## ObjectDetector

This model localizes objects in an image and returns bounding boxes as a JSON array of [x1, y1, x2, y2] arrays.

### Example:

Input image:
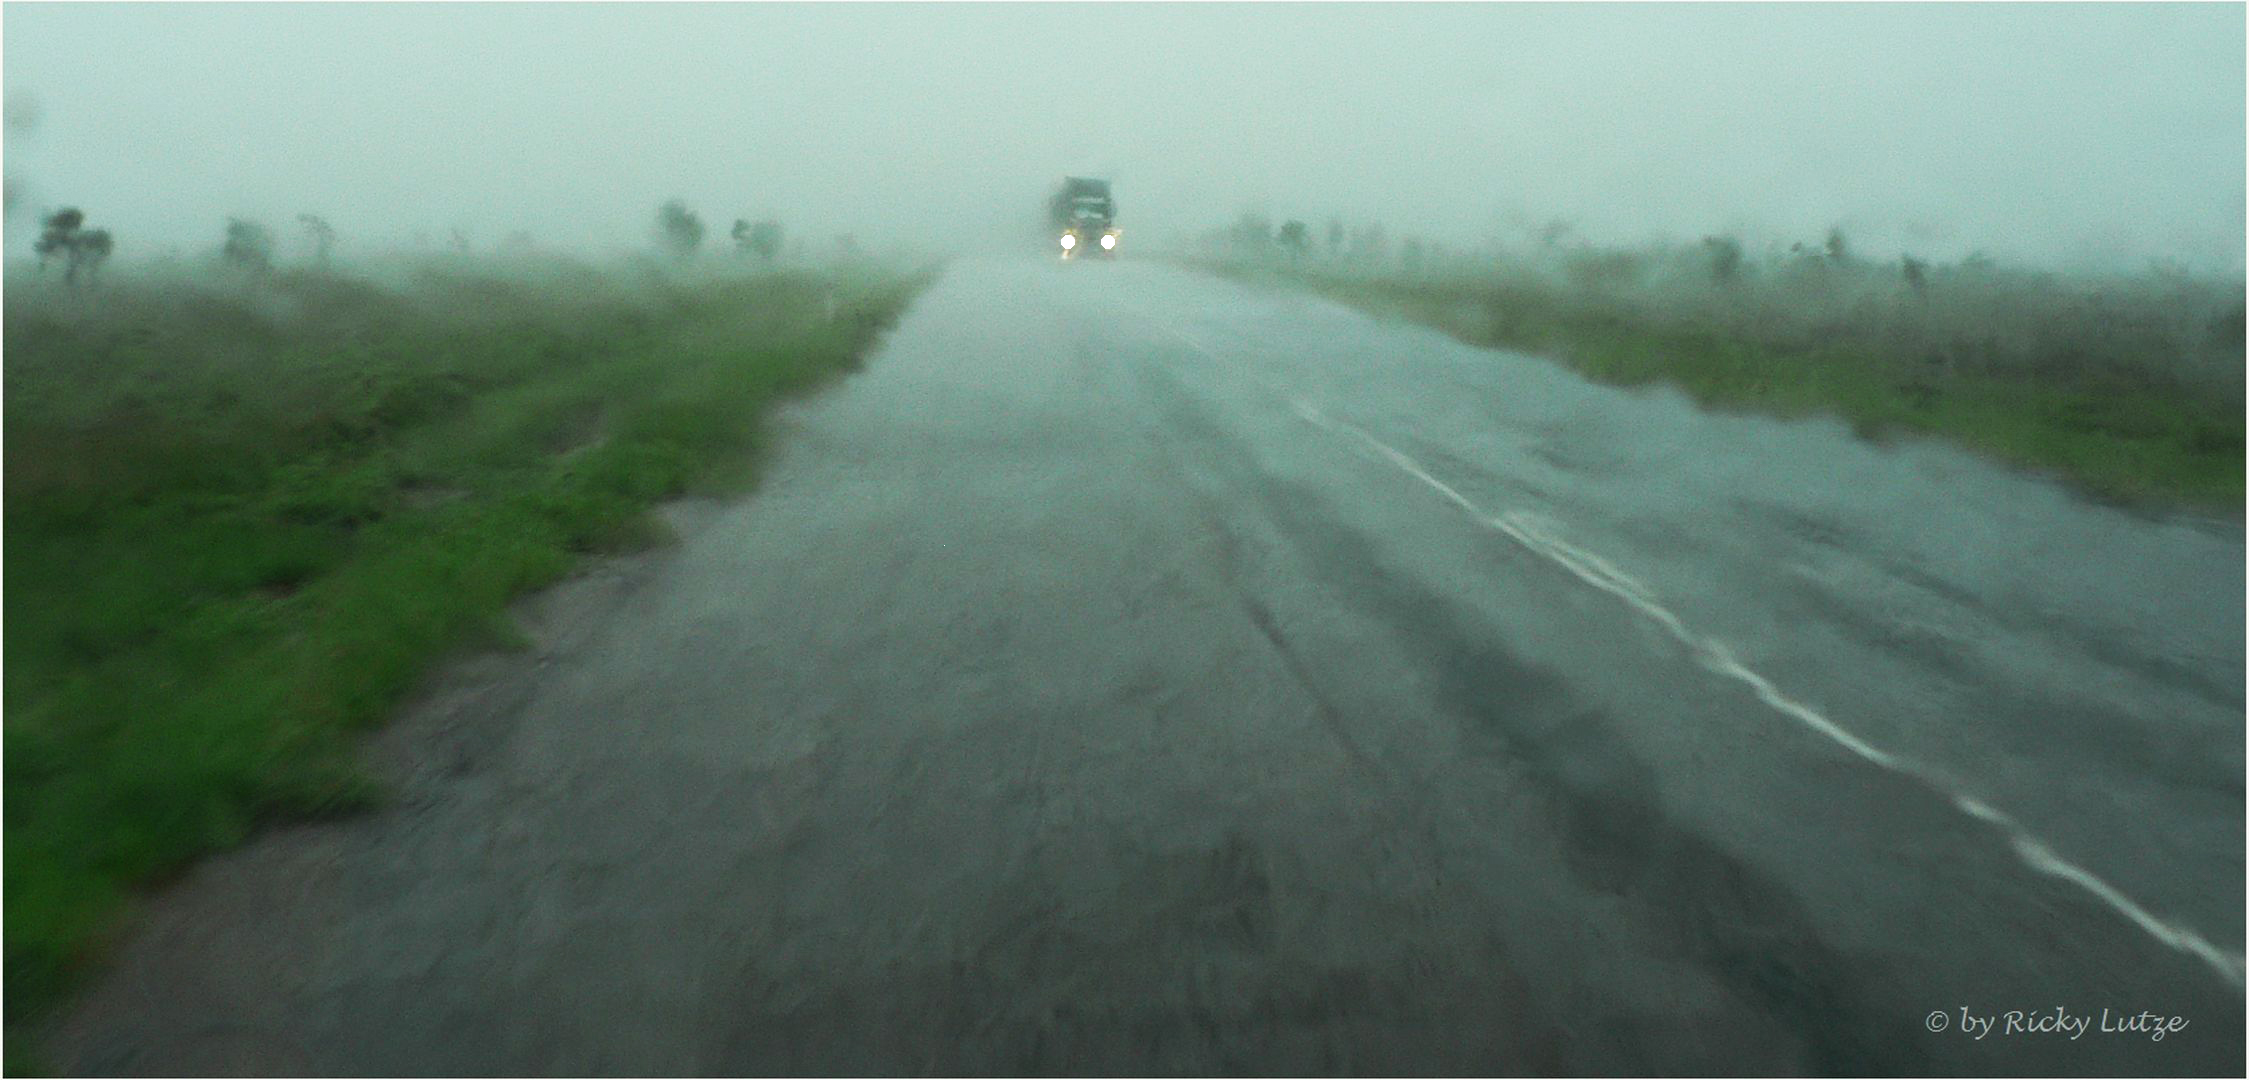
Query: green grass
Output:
[[3, 256, 935, 1030], [1203, 258, 2243, 511]]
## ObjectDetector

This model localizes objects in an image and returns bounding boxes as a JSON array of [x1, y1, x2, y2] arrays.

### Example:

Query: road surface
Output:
[[49, 259, 2245, 1074]]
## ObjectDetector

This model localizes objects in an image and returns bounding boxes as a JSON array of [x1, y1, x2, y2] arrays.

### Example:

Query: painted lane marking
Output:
[[1152, 320, 2245, 988], [1279, 395, 2245, 990]]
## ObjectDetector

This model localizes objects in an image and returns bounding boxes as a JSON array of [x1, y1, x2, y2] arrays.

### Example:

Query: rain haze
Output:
[[3, 2, 2243, 269], [7, 4, 2246, 1077]]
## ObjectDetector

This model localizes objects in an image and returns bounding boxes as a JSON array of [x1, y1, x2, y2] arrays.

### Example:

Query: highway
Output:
[[51, 258, 2245, 1075]]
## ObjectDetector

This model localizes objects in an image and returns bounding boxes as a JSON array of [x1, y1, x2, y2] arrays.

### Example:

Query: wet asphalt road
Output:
[[51, 258, 2244, 1075]]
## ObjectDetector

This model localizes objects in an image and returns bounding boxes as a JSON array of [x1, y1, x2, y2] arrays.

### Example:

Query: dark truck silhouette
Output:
[[1049, 177, 1119, 259]]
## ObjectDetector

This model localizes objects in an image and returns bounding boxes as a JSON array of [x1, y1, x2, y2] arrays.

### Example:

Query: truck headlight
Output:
[[1099, 233, 1116, 250], [1059, 233, 1076, 250]]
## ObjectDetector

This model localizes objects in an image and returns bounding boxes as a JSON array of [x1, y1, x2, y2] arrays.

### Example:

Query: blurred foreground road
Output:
[[52, 259, 2244, 1075]]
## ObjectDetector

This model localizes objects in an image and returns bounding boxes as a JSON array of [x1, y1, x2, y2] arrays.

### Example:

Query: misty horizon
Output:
[[4, 2, 2244, 273]]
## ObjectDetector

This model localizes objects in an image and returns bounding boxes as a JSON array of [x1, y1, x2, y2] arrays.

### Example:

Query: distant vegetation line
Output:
[[20, 194, 811, 279], [3, 254, 935, 1030], [1195, 237, 2243, 510]]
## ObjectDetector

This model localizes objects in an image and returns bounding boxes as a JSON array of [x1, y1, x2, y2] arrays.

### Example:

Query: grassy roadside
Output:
[[1200, 258, 2243, 511], [3, 256, 935, 1031]]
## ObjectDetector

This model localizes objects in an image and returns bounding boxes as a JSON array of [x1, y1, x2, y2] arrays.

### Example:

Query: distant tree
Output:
[[1325, 217, 1345, 259], [4, 94, 41, 137], [34, 206, 83, 273], [1277, 220, 1309, 260], [1400, 236, 1425, 273], [299, 214, 336, 264], [1351, 222, 1389, 263], [1900, 254, 1928, 293], [732, 218, 783, 261], [1231, 211, 1272, 254], [1824, 227, 1850, 264], [748, 220, 783, 261], [1564, 248, 1644, 292], [35, 207, 112, 287], [656, 199, 703, 260], [499, 230, 536, 254], [449, 228, 472, 255], [223, 217, 274, 274], [2146, 256, 2192, 284], [77, 229, 112, 283], [1702, 235, 1743, 283], [1537, 218, 1574, 248]]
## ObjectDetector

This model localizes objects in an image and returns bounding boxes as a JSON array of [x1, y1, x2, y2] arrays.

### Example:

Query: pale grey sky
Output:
[[4, 2, 2242, 270]]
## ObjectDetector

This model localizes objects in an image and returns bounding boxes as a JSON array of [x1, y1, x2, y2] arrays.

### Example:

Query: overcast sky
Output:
[[4, 2, 2242, 271]]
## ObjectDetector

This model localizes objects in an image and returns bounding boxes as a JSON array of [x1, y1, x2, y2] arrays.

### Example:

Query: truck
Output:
[[1049, 177, 1119, 259]]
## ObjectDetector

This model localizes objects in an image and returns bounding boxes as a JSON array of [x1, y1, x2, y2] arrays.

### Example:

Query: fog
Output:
[[4, 2, 2242, 271]]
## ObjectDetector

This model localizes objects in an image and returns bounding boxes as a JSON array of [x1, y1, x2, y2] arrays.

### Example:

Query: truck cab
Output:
[[1050, 177, 1119, 259]]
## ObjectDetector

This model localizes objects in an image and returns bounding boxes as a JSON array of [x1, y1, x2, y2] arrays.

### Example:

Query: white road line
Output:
[[1155, 322, 2245, 989], [1281, 393, 2245, 991]]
